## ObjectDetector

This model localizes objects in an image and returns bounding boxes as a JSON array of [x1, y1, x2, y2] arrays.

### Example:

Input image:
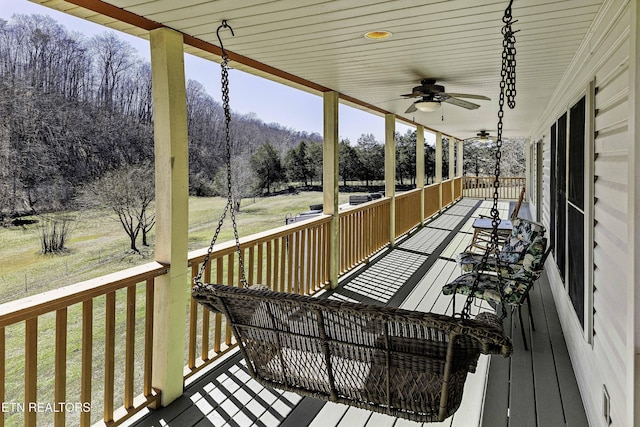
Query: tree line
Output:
[[0, 14, 525, 251]]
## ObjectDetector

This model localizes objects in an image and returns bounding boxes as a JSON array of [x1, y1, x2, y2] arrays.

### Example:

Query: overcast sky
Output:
[[0, 0, 427, 144]]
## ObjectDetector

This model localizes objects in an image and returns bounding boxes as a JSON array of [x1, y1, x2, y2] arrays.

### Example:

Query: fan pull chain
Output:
[[195, 20, 248, 288], [460, 0, 518, 320]]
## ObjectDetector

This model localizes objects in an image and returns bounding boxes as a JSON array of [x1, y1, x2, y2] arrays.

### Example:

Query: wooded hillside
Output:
[[0, 14, 321, 220]]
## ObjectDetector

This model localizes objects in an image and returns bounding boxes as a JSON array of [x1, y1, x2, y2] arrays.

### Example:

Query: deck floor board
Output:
[[133, 200, 587, 427], [529, 278, 565, 427]]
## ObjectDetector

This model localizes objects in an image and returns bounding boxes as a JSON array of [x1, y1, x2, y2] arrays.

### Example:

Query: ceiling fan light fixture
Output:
[[364, 30, 392, 40], [414, 100, 440, 112]]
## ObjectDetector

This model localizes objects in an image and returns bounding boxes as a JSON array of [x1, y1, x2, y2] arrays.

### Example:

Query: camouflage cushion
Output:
[[456, 218, 546, 272], [445, 236, 548, 307], [441, 272, 531, 306]]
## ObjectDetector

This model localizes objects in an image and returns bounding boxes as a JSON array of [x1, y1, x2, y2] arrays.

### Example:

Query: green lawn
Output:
[[0, 192, 349, 303]]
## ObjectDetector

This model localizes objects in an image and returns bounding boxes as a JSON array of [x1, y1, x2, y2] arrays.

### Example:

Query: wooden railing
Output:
[[1, 179, 469, 426], [424, 183, 441, 219], [442, 178, 454, 207], [186, 215, 332, 378], [395, 189, 422, 238], [339, 198, 391, 273], [0, 262, 167, 427], [463, 176, 525, 199], [454, 177, 463, 200]]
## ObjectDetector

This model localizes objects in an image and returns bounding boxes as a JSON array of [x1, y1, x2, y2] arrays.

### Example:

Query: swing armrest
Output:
[[191, 283, 271, 313]]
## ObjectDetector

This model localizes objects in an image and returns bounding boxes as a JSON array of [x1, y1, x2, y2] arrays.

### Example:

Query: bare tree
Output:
[[83, 164, 154, 253], [90, 32, 136, 111], [214, 156, 256, 212]]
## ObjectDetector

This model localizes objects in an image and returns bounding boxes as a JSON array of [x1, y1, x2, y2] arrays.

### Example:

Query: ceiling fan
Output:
[[464, 130, 497, 141], [402, 79, 490, 113]]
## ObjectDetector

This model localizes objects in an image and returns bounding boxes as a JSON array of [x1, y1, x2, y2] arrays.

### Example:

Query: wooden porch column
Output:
[[457, 139, 464, 177], [449, 138, 455, 179], [323, 91, 340, 289], [457, 139, 464, 198], [149, 27, 189, 406], [385, 114, 396, 245], [416, 125, 425, 223], [525, 139, 531, 200], [435, 132, 443, 210], [449, 137, 456, 198]]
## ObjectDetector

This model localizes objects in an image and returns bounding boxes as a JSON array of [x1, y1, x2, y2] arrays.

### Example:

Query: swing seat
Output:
[[192, 283, 512, 422], [443, 237, 551, 350], [456, 218, 546, 274]]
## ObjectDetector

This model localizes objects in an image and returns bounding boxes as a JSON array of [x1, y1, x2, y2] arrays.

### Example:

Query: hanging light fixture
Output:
[[414, 100, 440, 112]]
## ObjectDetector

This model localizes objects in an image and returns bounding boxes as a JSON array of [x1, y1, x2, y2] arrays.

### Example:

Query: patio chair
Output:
[[443, 236, 551, 350], [456, 218, 546, 275], [467, 185, 525, 252], [192, 283, 512, 422]]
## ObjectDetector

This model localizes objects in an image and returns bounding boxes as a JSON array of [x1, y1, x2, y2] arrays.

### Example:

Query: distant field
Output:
[[0, 192, 353, 304]]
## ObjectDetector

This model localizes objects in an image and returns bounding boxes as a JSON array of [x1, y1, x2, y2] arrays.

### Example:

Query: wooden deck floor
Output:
[[133, 200, 588, 427]]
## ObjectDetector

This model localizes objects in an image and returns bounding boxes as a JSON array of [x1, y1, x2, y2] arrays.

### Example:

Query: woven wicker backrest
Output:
[[192, 283, 512, 422]]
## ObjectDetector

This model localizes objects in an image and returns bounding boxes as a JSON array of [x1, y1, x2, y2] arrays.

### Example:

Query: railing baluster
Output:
[[144, 280, 154, 398], [188, 264, 197, 369], [125, 285, 136, 409], [214, 258, 223, 353], [226, 253, 234, 345], [308, 228, 314, 294], [201, 263, 211, 361], [278, 236, 288, 292], [265, 241, 272, 288], [257, 244, 264, 284], [248, 246, 255, 285], [104, 291, 116, 424], [25, 317, 37, 427], [81, 300, 93, 427], [292, 232, 299, 294], [55, 308, 67, 427]]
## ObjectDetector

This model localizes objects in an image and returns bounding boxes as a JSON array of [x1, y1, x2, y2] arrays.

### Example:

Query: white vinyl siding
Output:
[[536, 0, 631, 425]]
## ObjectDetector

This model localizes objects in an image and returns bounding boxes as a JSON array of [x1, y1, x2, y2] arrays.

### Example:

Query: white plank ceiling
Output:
[[33, 0, 605, 140]]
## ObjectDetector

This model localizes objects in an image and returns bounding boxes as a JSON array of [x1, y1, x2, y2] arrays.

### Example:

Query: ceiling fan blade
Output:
[[447, 93, 491, 101], [405, 103, 417, 113], [443, 97, 481, 110], [401, 92, 421, 98]]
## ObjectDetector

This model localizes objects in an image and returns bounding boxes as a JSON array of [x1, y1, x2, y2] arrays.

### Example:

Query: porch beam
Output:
[[149, 27, 189, 406], [416, 125, 425, 223], [323, 91, 339, 289], [385, 114, 396, 245]]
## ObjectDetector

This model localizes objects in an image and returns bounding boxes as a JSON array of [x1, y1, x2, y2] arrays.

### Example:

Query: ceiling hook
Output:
[[504, 0, 514, 21], [216, 19, 235, 58]]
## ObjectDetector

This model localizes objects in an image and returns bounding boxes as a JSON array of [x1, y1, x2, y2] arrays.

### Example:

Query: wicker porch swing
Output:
[[192, 5, 517, 422]]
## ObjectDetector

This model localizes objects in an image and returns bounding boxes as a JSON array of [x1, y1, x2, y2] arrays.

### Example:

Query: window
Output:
[[556, 113, 567, 282], [568, 96, 586, 326]]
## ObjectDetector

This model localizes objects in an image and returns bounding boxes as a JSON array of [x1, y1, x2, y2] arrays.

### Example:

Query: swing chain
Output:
[[195, 20, 248, 287], [460, 0, 517, 320]]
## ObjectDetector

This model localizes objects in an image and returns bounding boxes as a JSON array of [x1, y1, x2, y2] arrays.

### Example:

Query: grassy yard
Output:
[[0, 192, 349, 303], [0, 191, 355, 427]]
